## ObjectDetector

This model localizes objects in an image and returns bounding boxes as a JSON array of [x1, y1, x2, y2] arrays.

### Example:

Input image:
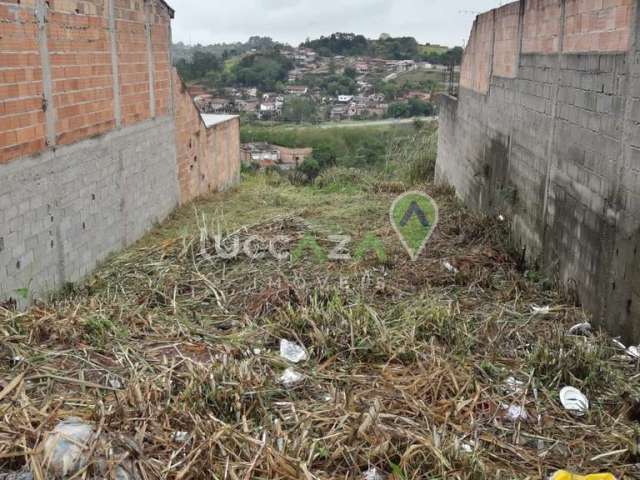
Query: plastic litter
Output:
[[279, 339, 308, 363], [459, 440, 474, 453], [550, 470, 616, 480], [505, 376, 525, 394], [531, 305, 551, 316], [363, 467, 386, 480], [497, 214, 506, 222], [559, 386, 589, 415], [279, 368, 304, 387], [568, 322, 592, 336], [107, 375, 123, 389], [611, 338, 640, 360], [628, 346, 640, 359], [0, 471, 33, 480], [502, 404, 528, 422], [171, 431, 189, 443], [442, 260, 459, 274], [10, 356, 24, 367], [42, 418, 94, 478]]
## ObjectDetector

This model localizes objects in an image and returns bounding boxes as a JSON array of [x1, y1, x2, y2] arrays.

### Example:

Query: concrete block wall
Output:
[[0, 117, 178, 298], [437, 0, 640, 341], [0, 0, 241, 302]]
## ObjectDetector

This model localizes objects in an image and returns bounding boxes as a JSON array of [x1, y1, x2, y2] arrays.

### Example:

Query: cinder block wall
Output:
[[0, 0, 240, 302], [437, 0, 640, 341]]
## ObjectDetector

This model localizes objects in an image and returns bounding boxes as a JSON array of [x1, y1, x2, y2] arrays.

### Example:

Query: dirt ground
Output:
[[1, 173, 640, 480]]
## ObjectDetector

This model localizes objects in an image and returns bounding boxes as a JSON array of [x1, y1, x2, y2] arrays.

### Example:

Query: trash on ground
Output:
[[279, 339, 308, 363], [568, 322, 592, 336], [611, 338, 640, 360], [559, 386, 589, 415], [171, 431, 189, 443], [42, 418, 94, 478], [502, 404, 528, 422], [279, 368, 304, 387], [363, 467, 386, 480], [550, 470, 616, 480], [504, 376, 525, 394], [459, 439, 475, 453], [628, 346, 640, 359], [0, 471, 33, 480], [107, 375, 123, 389], [441, 260, 459, 274], [531, 305, 551, 316], [9, 356, 24, 367], [497, 214, 506, 222]]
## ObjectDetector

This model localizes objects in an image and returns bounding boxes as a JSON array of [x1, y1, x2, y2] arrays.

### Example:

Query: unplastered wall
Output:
[[0, 0, 180, 301], [0, 0, 174, 162], [0, 116, 179, 301], [437, 0, 640, 340], [172, 69, 240, 205]]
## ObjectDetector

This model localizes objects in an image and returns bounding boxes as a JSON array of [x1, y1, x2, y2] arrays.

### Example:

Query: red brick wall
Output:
[[563, 0, 632, 53], [0, 1, 46, 164], [115, 0, 150, 126], [493, 2, 520, 78], [173, 68, 207, 204], [0, 0, 174, 164], [149, 1, 171, 116], [172, 69, 240, 204], [48, 0, 115, 146]]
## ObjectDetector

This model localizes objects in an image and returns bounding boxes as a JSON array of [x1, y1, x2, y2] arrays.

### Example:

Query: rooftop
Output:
[[200, 114, 239, 128]]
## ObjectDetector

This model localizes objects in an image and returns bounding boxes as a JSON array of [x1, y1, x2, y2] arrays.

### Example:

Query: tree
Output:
[[385, 98, 435, 119], [234, 50, 294, 91], [282, 97, 318, 123], [298, 158, 321, 181], [344, 67, 358, 80], [175, 51, 222, 82]]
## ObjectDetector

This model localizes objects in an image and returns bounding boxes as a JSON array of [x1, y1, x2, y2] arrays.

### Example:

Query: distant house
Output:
[[236, 99, 258, 113], [338, 95, 354, 103], [286, 85, 309, 96], [387, 60, 417, 73], [241, 143, 280, 167], [260, 102, 277, 112], [241, 143, 312, 169], [330, 105, 347, 120], [355, 62, 369, 74], [402, 91, 432, 101]]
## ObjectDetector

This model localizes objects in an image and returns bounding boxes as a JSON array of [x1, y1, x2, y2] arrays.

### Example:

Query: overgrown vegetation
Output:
[[241, 123, 439, 183], [2, 166, 640, 479]]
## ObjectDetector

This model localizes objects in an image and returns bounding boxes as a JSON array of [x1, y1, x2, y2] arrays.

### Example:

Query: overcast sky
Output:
[[171, 1, 509, 48]]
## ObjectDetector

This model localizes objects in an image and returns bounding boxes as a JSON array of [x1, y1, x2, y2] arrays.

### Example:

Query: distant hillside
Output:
[[301, 33, 461, 65], [172, 36, 281, 63]]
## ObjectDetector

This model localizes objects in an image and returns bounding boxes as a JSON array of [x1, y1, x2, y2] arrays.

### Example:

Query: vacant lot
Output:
[[1, 170, 640, 479]]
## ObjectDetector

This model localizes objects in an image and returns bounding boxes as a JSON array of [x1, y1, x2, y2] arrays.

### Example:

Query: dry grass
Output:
[[1, 174, 640, 480]]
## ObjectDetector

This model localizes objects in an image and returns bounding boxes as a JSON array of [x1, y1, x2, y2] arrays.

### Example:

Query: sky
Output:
[[171, 0, 509, 49]]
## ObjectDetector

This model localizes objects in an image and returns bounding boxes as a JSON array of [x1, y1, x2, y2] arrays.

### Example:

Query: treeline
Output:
[[175, 49, 293, 92], [302, 33, 462, 64], [172, 36, 279, 63]]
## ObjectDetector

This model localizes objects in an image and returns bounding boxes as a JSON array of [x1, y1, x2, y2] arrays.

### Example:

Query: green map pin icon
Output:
[[390, 191, 439, 261]]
